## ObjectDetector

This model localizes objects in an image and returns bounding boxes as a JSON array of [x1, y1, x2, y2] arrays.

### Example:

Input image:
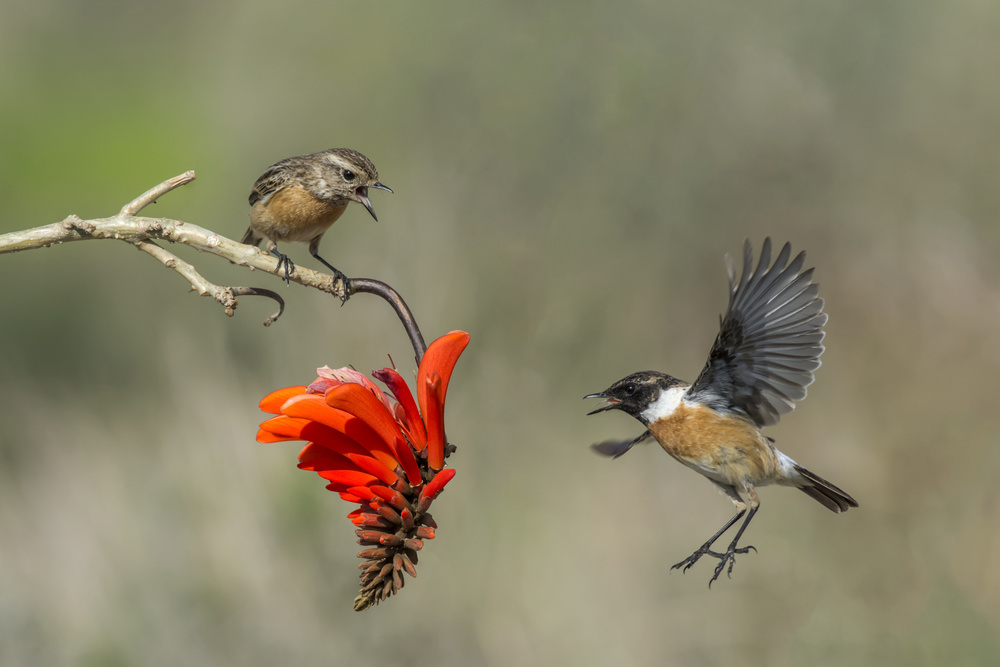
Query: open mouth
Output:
[[584, 393, 620, 415], [356, 182, 393, 222], [355, 186, 377, 221]]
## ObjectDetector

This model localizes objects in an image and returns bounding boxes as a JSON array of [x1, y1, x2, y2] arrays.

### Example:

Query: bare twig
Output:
[[133, 239, 240, 316], [0, 172, 429, 357], [232, 287, 285, 327], [120, 171, 196, 216], [350, 278, 427, 362]]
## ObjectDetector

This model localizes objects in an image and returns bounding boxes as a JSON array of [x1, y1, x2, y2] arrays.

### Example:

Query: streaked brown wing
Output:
[[687, 238, 827, 427], [248, 158, 297, 207]]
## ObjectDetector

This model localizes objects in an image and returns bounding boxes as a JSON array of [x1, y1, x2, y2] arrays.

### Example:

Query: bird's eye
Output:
[[624, 384, 636, 396], [343, 169, 355, 181]]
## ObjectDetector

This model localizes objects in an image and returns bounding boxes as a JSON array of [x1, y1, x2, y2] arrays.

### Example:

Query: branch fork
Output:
[[0, 171, 426, 360]]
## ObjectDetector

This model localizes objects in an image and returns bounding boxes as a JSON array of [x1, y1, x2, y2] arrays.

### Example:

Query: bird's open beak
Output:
[[584, 392, 620, 415], [355, 187, 378, 221], [356, 182, 393, 222]]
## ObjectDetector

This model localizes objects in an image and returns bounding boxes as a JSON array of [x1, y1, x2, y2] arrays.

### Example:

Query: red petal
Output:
[[373, 368, 427, 451], [296, 443, 366, 476], [421, 467, 457, 500], [256, 428, 297, 444], [345, 453, 399, 486], [370, 485, 410, 512], [326, 384, 422, 486], [259, 386, 308, 414], [416, 331, 469, 469], [348, 486, 377, 501], [258, 415, 311, 439], [416, 331, 469, 427], [321, 469, 378, 487], [280, 395, 398, 469], [339, 491, 364, 503], [423, 372, 446, 470]]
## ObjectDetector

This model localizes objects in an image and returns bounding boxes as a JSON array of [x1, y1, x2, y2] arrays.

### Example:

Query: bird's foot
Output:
[[311, 254, 351, 304], [670, 545, 722, 574], [671, 542, 756, 587], [269, 249, 295, 285], [706, 542, 756, 587], [330, 268, 351, 305]]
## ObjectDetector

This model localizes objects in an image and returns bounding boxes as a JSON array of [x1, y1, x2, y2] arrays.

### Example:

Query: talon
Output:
[[269, 249, 295, 285], [331, 269, 351, 305], [674, 540, 755, 587]]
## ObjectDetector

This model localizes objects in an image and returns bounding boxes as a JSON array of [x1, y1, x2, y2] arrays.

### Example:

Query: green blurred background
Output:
[[2, 1, 999, 665]]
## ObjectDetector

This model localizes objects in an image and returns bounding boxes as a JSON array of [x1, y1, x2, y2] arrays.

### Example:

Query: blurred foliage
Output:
[[2, 0, 1000, 665]]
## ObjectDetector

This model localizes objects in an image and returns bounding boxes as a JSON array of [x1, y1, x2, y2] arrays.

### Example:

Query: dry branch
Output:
[[0, 172, 426, 359]]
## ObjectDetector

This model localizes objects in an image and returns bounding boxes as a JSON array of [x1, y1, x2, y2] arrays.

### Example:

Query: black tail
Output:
[[794, 465, 858, 513]]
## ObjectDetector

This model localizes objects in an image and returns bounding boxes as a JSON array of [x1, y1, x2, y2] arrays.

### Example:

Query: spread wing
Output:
[[687, 238, 827, 427], [248, 158, 297, 207]]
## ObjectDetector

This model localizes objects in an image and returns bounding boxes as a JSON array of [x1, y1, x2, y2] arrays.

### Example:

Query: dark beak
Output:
[[371, 181, 393, 194], [584, 392, 620, 415], [355, 186, 378, 221], [356, 182, 392, 222]]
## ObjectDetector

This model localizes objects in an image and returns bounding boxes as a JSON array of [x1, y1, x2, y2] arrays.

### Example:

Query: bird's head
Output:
[[585, 371, 687, 425], [319, 148, 393, 220]]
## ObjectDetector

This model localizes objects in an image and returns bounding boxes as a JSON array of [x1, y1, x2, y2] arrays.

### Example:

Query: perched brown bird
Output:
[[586, 238, 857, 586], [241, 148, 392, 285]]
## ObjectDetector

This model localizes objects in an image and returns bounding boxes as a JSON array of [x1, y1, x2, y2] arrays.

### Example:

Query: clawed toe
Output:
[[269, 249, 295, 285], [707, 544, 755, 587], [672, 542, 756, 586], [670, 546, 723, 573]]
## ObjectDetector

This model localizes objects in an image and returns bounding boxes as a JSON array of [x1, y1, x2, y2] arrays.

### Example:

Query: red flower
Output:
[[255, 331, 470, 611]]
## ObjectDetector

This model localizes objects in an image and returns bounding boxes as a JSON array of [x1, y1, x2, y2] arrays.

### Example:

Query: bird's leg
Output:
[[671, 487, 759, 586], [312, 252, 351, 303], [266, 242, 295, 285], [706, 504, 758, 587], [671, 508, 746, 574], [308, 240, 350, 303]]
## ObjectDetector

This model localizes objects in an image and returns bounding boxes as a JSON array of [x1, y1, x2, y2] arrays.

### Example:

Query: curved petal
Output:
[[348, 486, 377, 501], [320, 469, 379, 487], [416, 331, 470, 422], [259, 386, 308, 414], [257, 415, 312, 441], [423, 372, 446, 470], [344, 453, 399, 486], [280, 394, 398, 469], [422, 467, 457, 500], [297, 442, 362, 474], [416, 331, 470, 469], [326, 384, 422, 485], [373, 368, 427, 450]]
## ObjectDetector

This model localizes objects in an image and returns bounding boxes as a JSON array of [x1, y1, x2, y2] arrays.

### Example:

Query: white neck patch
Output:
[[639, 386, 688, 424]]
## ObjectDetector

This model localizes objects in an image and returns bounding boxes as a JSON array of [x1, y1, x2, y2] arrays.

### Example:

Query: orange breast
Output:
[[647, 402, 776, 486], [251, 185, 348, 242]]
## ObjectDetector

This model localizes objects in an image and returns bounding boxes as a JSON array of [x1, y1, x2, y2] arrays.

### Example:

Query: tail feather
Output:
[[794, 464, 858, 513], [240, 227, 260, 246]]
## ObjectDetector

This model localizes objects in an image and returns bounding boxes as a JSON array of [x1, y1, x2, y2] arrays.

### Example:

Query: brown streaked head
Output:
[[313, 148, 392, 221]]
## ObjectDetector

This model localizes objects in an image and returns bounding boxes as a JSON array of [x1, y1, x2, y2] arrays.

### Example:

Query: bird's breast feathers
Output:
[[646, 394, 776, 485], [250, 185, 348, 242]]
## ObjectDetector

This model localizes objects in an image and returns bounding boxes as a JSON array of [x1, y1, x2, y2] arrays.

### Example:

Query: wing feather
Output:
[[688, 238, 827, 427], [248, 158, 298, 207]]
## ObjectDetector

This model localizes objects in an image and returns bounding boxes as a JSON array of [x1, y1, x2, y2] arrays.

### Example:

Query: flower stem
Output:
[[348, 278, 427, 363]]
